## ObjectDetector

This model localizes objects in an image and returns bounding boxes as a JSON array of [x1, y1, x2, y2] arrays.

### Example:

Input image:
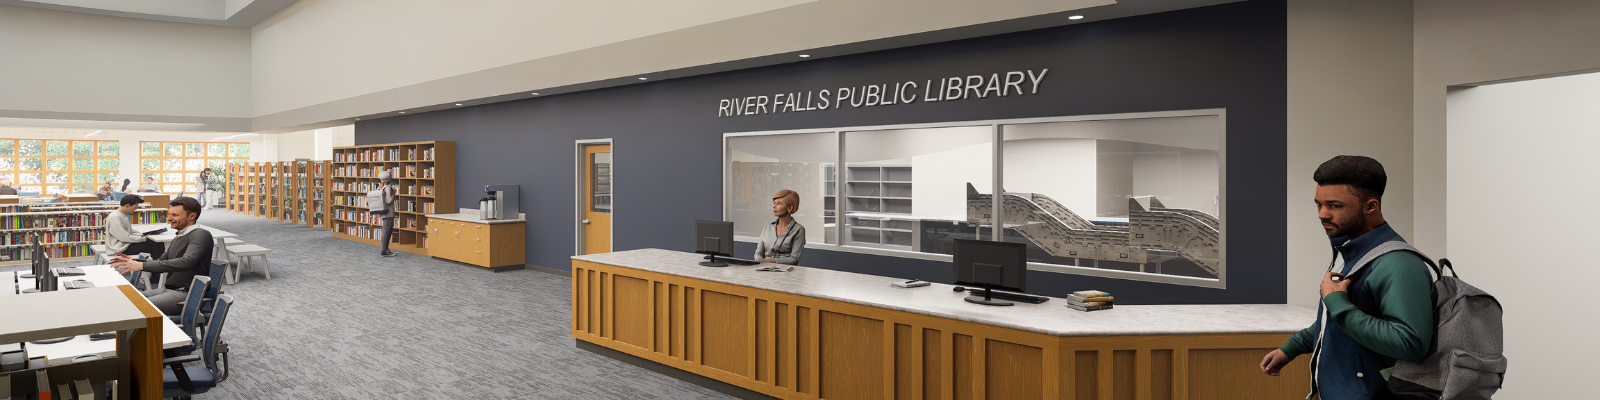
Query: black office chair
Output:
[[163, 294, 234, 399]]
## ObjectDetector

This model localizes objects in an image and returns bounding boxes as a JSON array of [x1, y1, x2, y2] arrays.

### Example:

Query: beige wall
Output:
[[246, 0, 1113, 131], [249, 0, 815, 117], [1285, 0, 1415, 307], [1411, 0, 1600, 257], [0, 5, 251, 125]]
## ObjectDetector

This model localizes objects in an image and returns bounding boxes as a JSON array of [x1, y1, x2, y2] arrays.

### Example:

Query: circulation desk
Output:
[[572, 249, 1315, 400]]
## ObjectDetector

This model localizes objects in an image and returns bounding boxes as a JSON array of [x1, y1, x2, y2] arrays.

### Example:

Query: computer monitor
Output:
[[952, 239, 1028, 306], [694, 219, 735, 267]]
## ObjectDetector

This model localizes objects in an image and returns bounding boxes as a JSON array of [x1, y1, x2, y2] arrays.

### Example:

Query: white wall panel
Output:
[[1445, 71, 1600, 400]]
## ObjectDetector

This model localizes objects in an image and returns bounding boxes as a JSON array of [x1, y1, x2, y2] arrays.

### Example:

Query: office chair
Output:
[[163, 294, 234, 399], [169, 276, 211, 339]]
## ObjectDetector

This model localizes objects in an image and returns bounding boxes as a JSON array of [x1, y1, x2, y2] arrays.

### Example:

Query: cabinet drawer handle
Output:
[[476, 251, 481, 253]]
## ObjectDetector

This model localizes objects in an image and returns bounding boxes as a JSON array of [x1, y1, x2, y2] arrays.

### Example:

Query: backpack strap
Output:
[[1347, 240, 1439, 280]]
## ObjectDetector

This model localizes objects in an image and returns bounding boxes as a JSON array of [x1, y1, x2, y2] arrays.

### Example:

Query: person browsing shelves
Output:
[[105, 194, 165, 260], [754, 190, 805, 265], [109, 196, 214, 315]]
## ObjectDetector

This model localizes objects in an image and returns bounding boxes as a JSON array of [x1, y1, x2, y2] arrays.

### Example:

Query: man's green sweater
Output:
[[1281, 237, 1435, 361]]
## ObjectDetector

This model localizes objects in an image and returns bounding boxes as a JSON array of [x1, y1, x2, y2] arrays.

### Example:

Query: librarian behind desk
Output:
[[573, 249, 1316, 400]]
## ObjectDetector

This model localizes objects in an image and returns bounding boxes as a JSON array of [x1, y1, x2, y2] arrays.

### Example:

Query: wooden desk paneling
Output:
[[572, 260, 1310, 400]]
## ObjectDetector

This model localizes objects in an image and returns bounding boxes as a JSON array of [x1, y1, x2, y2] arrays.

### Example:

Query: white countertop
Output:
[[428, 211, 526, 224], [573, 249, 1316, 337]]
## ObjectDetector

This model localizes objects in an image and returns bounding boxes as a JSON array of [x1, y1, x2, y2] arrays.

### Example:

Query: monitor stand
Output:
[[699, 254, 729, 267], [963, 284, 1014, 306]]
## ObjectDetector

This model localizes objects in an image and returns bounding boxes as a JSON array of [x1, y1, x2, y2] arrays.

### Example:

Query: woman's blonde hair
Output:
[[773, 190, 799, 213]]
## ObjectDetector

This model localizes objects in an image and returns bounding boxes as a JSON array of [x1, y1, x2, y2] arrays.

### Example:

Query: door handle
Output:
[[582, 219, 590, 224]]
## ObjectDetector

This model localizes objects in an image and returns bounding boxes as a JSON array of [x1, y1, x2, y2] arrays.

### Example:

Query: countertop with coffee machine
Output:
[[425, 185, 527, 270]]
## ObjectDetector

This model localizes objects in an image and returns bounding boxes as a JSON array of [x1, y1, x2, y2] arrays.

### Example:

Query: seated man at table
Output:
[[110, 196, 213, 315], [105, 194, 165, 260], [138, 177, 161, 192], [95, 180, 115, 201], [0, 176, 16, 195]]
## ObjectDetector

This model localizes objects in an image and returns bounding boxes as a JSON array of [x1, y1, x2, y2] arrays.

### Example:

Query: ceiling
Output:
[[0, 0, 298, 27]]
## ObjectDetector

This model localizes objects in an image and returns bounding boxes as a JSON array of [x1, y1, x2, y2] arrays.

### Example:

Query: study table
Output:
[[573, 249, 1316, 400], [3, 265, 189, 399], [9, 265, 194, 365]]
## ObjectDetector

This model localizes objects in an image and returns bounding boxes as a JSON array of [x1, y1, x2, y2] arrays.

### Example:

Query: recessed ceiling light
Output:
[[355, 118, 361, 120], [398, 111, 406, 114], [638, 77, 648, 80], [455, 103, 463, 106], [531, 92, 539, 95], [1068, 15, 1084, 20], [799, 54, 810, 58]]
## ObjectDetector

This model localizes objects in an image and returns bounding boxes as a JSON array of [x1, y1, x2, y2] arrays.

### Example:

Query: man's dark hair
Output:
[[171, 196, 203, 218], [120, 194, 144, 206], [1313, 155, 1387, 201]]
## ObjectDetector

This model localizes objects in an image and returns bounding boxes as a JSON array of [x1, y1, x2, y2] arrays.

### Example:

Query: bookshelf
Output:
[[0, 203, 166, 265], [825, 165, 916, 251], [310, 160, 331, 230], [331, 141, 455, 256]]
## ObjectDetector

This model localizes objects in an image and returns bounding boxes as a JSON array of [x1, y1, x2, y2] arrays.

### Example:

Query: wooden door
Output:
[[581, 144, 613, 254]]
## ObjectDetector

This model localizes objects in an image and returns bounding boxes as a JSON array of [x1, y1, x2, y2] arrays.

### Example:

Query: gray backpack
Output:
[[1353, 242, 1508, 399]]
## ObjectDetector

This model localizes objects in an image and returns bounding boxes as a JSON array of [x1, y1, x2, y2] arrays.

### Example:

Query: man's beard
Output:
[[1324, 212, 1366, 239]]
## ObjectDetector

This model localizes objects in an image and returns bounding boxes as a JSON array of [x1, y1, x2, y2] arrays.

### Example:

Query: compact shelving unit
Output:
[[0, 203, 167, 265], [330, 141, 455, 255], [824, 164, 916, 251]]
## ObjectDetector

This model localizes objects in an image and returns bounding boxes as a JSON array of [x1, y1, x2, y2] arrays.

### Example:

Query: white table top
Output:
[[0, 286, 147, 346], [12, 266, 194, 365], [575, 249, 1318, 337], [133, 223, 238, 242]]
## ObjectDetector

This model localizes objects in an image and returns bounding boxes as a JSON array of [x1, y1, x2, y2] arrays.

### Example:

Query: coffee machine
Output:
[[479, 185, 520, 220]]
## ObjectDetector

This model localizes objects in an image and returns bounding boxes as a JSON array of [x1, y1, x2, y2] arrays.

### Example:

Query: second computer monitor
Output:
[[694, 219, 735, 267], [953, 239, 1027, 304]]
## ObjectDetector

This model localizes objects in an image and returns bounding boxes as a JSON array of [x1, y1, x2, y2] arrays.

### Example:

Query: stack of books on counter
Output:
[[1066, 290, 1114, 312]]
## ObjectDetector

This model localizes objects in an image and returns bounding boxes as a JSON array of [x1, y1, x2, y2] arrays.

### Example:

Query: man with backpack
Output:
[[374, 170, 398, 257], [1260, 156, 1436, 399]]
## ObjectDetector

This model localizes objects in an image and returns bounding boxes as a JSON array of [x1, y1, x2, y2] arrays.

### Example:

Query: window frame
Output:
[[139, 141, 249, 193], [0, 139, 120, 195], [722, 108, 1228, 288]]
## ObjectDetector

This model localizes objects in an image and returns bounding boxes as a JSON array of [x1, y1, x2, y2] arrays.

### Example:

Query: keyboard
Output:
[[704, 256, 761, 266], [56, 267, 85, 276], [65, 280, 95, 290], [958, 287, 1049, 304]]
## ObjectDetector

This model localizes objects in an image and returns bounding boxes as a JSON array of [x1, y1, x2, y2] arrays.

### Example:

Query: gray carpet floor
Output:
[[6, 209, 735, 399]]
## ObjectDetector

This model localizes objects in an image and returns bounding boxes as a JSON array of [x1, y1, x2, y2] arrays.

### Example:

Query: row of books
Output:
[[335, 223, 398, 242], [1, 228, 103, 246], [403, 184, 436, 196], [0, 242, 93, 261], [402, 200, 437, 214], [400, 216, 425, 230], [401, 165, 437, 179], [333, 147, 438, 162], [0, 213, 164, 229], [1066, 290, 1114, 312]]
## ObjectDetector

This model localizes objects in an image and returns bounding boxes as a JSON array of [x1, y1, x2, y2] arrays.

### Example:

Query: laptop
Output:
[[142, 227, 168, 235]]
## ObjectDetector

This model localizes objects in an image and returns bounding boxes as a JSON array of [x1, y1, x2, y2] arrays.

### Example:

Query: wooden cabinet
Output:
[[430, 219, 524, 270]]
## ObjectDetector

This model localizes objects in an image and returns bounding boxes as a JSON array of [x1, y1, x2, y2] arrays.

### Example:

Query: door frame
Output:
[[575, 139, 614, 255]]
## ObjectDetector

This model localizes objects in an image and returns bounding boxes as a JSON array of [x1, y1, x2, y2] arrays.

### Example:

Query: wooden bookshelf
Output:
[[310, 160, 331, 230], [330, 141, 455, 256], [0, 203, 166, 265]]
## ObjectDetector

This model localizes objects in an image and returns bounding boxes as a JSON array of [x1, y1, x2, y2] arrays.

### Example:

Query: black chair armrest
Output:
[[163, 354, 201, 366]]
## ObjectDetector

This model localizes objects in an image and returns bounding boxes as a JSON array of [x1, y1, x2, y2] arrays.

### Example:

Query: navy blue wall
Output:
[[358, 0, 1287, 304]]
